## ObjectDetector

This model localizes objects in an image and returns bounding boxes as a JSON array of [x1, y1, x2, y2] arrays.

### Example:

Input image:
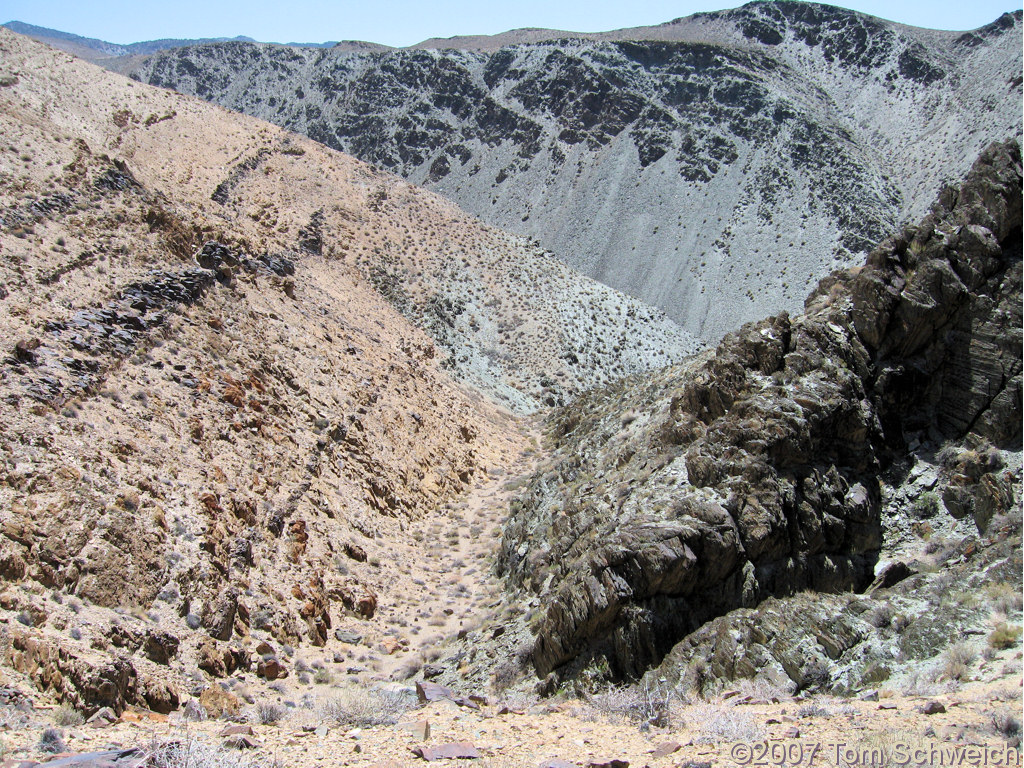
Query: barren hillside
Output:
[[0, 25, 697, 719]]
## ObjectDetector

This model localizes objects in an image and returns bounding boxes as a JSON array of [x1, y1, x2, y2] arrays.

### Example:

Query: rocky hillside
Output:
[[125, 2, 1023, 340], [491, 139, 1021, 689], [0, 26, 697, 714]]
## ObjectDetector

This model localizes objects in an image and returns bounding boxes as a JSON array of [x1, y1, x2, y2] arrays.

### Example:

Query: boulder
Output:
[[142, 631, 179, 665]]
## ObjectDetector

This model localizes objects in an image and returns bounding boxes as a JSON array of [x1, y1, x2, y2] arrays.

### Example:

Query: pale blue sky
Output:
[[3, 0, 1021, 47]]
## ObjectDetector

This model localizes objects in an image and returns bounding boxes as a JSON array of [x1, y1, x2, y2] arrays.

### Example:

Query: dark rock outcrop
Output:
[[498, 140, 1022, 682]]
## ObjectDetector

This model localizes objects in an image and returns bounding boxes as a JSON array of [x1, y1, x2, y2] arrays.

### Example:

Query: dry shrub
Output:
[[989, 623, 1022, 650], [583, 681, 680, 727], [689, 702, 764, 744], [941, 642, 977, 681], [150, 736, 282, 768], [318, 685, 416, 727], [249, 702, 287, 725]]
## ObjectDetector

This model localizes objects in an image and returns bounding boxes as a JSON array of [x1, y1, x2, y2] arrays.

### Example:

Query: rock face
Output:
[[126, 3, 1022, 340], [497, 140, 1021, 682]]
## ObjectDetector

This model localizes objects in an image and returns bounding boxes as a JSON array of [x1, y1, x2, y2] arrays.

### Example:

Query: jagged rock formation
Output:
[[0, 28, 693, 711], [125, 2, 1023, 340], [496, 140, 1021, 685], [645, 506, 1022, 696]]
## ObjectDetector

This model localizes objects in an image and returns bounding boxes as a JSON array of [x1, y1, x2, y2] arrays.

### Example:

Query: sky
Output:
[[3, 0, 1021, 47]]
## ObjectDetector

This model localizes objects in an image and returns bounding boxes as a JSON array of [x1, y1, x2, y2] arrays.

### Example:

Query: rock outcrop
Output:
[[497, 140, 1021, 683], [126, 3, 1022, 340]]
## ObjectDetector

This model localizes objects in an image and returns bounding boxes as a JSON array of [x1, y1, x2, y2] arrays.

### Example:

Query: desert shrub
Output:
[[251, 702, 286, 725], [690, 702, 763, 744], [986, 582, 1024, 614], [585, 681, 678, 727], [798, 701, 833, 719], [38, 728, 66, 754], [866, 603, 893, 628], [941, 642, 977, 681], [313, 668, 332, 685], [992, 710, 1022, 748], [799, 660, 831, 693], [492, 659, 520, 693], [935, 442, 960, 469], [149, 736, 282, 768], [53, 704, 84, 727], [318, 686, 416, 727], [989, 623, 1022, 650], [912, 492, 941, 518], [0, 705, 30, 730]]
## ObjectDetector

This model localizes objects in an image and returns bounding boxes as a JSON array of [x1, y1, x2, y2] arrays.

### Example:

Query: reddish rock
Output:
[[85, 707, 117, 728], [920, 701, 946, 715], [256, 656, 288, 680], [411, 742, 481, 761], [651, 741, 681, 758], [222, 734, 260, 750], [254, 640, 274, 656], [416, 681, 456, 704], [142, 631, 179, 665]]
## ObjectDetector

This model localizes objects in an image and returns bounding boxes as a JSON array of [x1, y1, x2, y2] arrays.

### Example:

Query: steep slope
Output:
[[125, 2, 1023, 340], [492, 139, 1021, 686], [0, 27, 693, 713]]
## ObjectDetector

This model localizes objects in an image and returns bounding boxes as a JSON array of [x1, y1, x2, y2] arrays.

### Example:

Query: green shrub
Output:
[[989, 623, 1022, 650]]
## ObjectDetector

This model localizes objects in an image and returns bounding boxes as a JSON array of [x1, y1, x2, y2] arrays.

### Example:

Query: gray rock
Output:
[[334, 629, 363, 645], [201, 587, 238, 642]]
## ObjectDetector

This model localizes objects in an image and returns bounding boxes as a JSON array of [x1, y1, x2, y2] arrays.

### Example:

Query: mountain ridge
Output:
[[1, 20, 353, 61], [123, 1, 1023, 341]]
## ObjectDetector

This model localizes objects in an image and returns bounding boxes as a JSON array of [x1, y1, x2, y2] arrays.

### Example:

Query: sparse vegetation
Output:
[[583, 681, 680, 728], [941, 642, 977, 681], [149, 736, 282, 768], [988, 623, 1022, 650], [318, 686, 417, 728], [689, 702, 764, 744], [251, 702, 287, 725], [37, 727, 67, 754], [52, 704, 84, 727]]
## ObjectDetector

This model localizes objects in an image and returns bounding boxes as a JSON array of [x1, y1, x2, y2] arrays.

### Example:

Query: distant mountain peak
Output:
[[1, 20, 337, 61]]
